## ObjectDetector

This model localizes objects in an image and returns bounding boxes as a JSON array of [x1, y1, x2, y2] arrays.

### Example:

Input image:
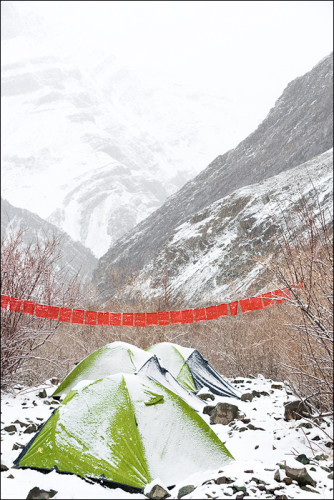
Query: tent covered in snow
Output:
[[52, 341, 205, 412], [146, 342, 239, 398], [15, 374, 233, 490]]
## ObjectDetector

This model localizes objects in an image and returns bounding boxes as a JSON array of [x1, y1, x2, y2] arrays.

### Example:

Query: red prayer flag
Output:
[[97, 312, 109, 325], [47, 306, 60, 320], [205, 306, 218, 320], [123, 313, 134, 326], [1, 295, 10, 309], [109, 313, 121, 326], [146, 312, 158, 326], [85, 310, 97, 325], [135, 313, 146, 327], [35, 303, 49, 318], [158, 311, 170, 325], [194, 307, 206, 322], [59, 308, 72, 322], [249, 297, 263, 310], [10, 297, 22, 312], [23, 300, 35, 315], [181, 309, 194, 324], [72, 309, 85, 324], [217, 303, 228, 317], [170, 310, 182, 324], [239, 298, 252, 313], [229, 301, 238, 316], [259, 292, 274, 307]]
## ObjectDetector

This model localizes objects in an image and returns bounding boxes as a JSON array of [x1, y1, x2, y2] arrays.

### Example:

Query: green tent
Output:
[[146, 342, 239, 398], [52, 341, 205, 412], [53, 341, 154, 397], [15, 374, 234, 490]]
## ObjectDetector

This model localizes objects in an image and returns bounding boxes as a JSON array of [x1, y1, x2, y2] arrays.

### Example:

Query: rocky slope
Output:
[[1, 198, 97, 284], [1, 1, 256, 258], [94, 53, 333, 304]]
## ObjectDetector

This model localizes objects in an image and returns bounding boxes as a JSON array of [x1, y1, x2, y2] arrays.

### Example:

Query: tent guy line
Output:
[[0, 285, 300, 326]]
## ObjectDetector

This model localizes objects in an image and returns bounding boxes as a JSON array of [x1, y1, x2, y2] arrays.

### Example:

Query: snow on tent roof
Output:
[[53, 341, 154, 397], [146, 342, 239, 398], [15, 374, 234, 490]]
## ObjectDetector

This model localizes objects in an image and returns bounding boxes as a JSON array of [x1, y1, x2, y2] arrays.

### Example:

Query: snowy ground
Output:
[[1, 375, 333, 499]]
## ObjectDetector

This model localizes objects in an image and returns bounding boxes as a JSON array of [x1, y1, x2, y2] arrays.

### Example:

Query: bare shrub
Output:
[[1, 228, 84, 389], [266, 186, 333, 416]]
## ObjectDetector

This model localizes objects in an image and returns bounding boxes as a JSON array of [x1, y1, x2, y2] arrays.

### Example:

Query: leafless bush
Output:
[[267, 187, 333, 417], [1, 228, 84, 389]]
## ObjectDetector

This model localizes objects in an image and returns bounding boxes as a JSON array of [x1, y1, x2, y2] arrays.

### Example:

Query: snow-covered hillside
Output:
[[1, 2, 257, 258], [114, 149, 333, 306], [95, 53, 333, 303]]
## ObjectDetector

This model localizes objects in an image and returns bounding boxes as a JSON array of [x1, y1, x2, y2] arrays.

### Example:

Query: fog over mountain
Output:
[[94, 54, 333, 305], [1, 1, 260, 258]]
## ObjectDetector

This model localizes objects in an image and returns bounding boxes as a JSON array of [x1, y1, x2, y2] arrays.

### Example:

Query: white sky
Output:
[[6, 1, 334, 120]]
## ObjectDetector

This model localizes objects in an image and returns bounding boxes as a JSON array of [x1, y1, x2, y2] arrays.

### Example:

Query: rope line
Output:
[[1, 285, 300, 327]]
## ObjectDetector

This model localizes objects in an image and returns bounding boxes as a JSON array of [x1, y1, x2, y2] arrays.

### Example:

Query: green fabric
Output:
[[176, 362, 197, 392], [19, 376, 151, 488], [53, 346, 107, 396]]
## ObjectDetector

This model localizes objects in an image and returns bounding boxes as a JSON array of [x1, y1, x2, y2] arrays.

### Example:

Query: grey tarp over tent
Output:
[[147, 342, 239, 398]]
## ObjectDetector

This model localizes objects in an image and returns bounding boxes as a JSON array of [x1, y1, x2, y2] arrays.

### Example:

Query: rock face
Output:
[[210, 402, 240, 425], [95, 54, 333, 304], [1, 197, 97, 284]]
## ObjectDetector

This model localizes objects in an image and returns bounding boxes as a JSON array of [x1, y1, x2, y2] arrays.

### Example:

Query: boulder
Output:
[[197, 393, 215, 402], [145, 481, 171, 499], [278, 463, 317, 487], [177, 485, 195, 498], [23, 423, 38, 434], [240, 393, 254, 402], [210, 402, 240, 425], [26, 487, 57, 499], [38, 389, 47, 398], [283, 400, 312, 420], [202, 405, 215, 416], [3, 425, 17, 433], [13, 420, 29, 428]]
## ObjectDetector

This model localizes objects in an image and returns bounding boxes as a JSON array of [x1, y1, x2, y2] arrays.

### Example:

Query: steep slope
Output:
[[1, 198, 97, 283], [1, 1, 256, 258], [110, 149, 333, 306], [95, 53, 333, 302]]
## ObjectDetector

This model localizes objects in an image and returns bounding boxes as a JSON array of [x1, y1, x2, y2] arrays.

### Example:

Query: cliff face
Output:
[[94, 54, 333, 303], [1, 198, 97, 284]]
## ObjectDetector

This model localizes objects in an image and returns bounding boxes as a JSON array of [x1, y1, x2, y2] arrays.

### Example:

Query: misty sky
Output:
[[10, 0, 333, 119]]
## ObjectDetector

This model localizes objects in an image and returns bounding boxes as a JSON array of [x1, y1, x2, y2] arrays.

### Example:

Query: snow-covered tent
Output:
[[146, 342, 239, 398], [52, 341, 205, 412], [15, 374, 234, 490]]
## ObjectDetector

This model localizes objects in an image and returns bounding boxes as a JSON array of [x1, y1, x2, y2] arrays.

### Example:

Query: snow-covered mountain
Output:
[[94, 54, 333, 304], [1, 198, 97, 284], [1, 1, 257, 258]]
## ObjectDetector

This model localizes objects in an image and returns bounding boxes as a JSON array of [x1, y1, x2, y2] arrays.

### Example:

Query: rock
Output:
[[240, 393, 254, 402], [215, 476, 234, 485], [297, 422, 313, 429], [299, 485, 319, 494], [177, 485, 195, 498], [233, 379, 244, 384], [254, 445, 259, 449], [13, 420, 29, 428], [325, 441, 333, 449], [23, 424, 38, 434], [210, 402, 240, 425], [296, 454, 310, 465], [244, 470, 254, 473], [271, 384, 283, 389], [203, 405, 215, 416], [238, 427, 248, 432], [197, 393, 215, 401], [314, 453, 328, 461], [247, 423, 265, 431], [274, 469, 283, 482], [50, 377, 59, 385], [280, 464, 317, 487], [328, 472, 334, 480], [283, 477, 293, 485], [1, 463, 9, 471], [43, 400, 51, 405], [26, 487, 58, 499], [38, 389, 47, 398], [3, 425, 17, 433], [12, 443, 24, 451], [260, 391, 270, 396], [7, 474, 14, 479], [145, 483, 171, 499], [312, 435, 321, 441], [283, 400, 312, 420]]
